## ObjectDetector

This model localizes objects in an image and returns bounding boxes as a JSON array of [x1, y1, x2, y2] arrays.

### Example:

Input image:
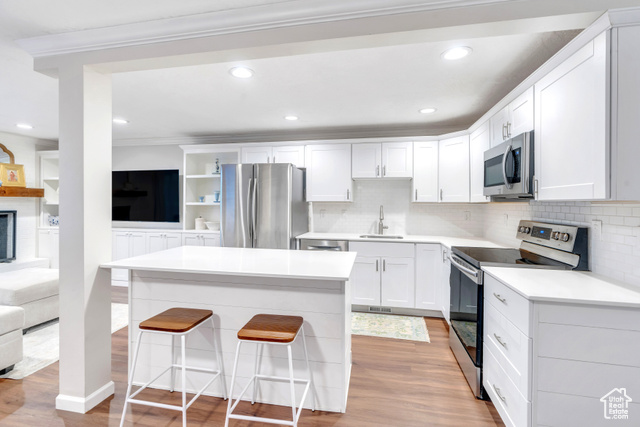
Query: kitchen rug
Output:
[[351, 312, 430, 342], [0, 303, 129, 380]]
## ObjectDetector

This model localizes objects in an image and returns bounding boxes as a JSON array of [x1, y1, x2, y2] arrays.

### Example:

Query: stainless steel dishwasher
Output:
[[300, 239, 349, 251]]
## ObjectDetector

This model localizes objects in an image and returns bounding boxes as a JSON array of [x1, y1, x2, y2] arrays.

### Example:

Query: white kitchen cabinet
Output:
[[182, 232, 220, 247], [469, 122, 491, 203], [241, 145, 305, 167], [438, 135, 470, 203], [305, 144, 352, 202], [412, 141, 439, 202], [272, 146, 305, 167], [490, 87, 534, 147], [414, 244, 441, 311], [352, 142, 412, 179], [112, 231, 146, 261], [534, 32, 608, 200], [351, 255, 381, 305], [440, 245, 451, 323], [147, 232, 182, 253], [349, 242, 415, 308], [37, 228, 59, 268]]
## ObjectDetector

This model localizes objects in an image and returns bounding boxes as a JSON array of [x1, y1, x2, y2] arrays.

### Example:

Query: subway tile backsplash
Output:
[[311, 180, 640, 289]]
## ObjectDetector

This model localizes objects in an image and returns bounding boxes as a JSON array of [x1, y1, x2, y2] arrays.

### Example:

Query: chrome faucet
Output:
[[378, 205, 389, 235]]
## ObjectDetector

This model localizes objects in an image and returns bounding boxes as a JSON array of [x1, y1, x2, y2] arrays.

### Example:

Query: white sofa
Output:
[[0, 305, 24, 375], [0, 268, 59, 330]]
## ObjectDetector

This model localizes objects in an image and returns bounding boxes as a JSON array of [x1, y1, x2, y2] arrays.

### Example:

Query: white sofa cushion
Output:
[[0, 268, 59, 306], [0, 305, 25, 335]]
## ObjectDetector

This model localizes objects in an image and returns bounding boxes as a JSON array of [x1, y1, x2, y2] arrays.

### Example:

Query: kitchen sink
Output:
[[359, 234, 404, 239]]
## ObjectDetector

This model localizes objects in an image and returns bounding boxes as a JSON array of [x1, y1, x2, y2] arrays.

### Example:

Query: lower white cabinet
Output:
[[182, 232, 220, 247], [147, 232, 182, 253], [415, 244, 441, 310], [440, 245, 451, 322], [349, 242, 415, 308], [37, 228, 59, 268], [112, 231, 146, 261]]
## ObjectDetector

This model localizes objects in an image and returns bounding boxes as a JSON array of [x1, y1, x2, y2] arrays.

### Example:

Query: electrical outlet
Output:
[[591, 219, 602, 241]]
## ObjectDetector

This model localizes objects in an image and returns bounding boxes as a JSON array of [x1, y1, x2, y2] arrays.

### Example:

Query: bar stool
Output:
[[225, 314, 316, 427], [120, 308, 227, 427]]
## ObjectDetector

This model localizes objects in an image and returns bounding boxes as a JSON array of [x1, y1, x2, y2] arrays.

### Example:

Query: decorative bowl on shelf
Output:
[[205, 221, 220, 231], [48, 215, 59, 227]]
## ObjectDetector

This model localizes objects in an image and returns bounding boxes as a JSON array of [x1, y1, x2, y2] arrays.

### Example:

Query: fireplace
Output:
[[0, 210, 16, 262]]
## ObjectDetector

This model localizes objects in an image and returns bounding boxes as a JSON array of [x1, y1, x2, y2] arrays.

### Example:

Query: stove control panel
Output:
[[515, 220, 583, 252]]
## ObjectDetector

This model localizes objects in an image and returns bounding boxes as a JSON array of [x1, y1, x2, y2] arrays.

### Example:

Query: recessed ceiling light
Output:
[[442, 46, 472, 61], [419, 108, 437, 114], [230, 67, 254, 79], [284, 115, 299, 121], [16, 123, 33, 129], [113, 118, 129, 125]]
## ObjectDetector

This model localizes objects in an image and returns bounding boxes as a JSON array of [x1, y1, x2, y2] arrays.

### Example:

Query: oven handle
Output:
[[502, 144, 514, 190], [449, 253, 481, 283]]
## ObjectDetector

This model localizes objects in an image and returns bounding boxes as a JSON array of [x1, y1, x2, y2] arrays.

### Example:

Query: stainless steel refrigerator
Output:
[[220, 163, 308, 249]]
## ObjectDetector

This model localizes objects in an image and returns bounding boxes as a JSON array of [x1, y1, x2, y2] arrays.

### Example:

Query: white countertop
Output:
[[298, 232, 505, 249], [101, 245, 357, 281], [483, 267, 640, 308]]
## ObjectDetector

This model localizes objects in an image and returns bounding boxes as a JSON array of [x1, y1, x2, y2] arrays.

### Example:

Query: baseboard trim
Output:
[[56, 381, 115, 413]]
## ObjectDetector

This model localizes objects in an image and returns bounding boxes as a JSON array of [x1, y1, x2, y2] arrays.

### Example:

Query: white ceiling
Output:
[[0, 1, 634, 143]]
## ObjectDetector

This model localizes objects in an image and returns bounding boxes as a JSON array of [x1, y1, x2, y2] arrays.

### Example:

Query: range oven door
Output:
[[483, 131, 533, 198], [449, 253, 485, 399]]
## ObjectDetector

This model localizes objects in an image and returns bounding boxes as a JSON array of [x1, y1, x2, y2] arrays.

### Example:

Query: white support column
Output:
[[55, 64, 114, 413]]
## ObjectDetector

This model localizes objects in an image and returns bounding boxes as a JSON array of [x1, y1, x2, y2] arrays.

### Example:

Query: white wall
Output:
[[312, 180, 484, 236], [112, 144, 183, 172], [483, 201, 640, 289], [0, 131, 57, 260]]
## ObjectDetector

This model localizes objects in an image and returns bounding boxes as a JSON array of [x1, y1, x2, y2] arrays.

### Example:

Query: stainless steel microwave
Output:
[[483, 131, 534, 200]]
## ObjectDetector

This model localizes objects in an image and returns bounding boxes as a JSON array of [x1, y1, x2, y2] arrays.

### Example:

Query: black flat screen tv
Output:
[[112, 170, 179, 223]]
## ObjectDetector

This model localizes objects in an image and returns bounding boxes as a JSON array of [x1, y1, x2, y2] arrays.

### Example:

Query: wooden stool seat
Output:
[[238, 314, 304, 343], [139, 308, 213, 333]]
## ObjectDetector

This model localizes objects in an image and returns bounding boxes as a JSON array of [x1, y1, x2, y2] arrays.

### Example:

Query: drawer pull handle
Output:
[[493, 293, 506, 303], [494, 333, 507, 348], [493, 384, 507, 402]]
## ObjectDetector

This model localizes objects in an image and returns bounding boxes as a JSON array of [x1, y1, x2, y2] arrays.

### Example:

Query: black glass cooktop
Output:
[[451, 246, 570, 269]]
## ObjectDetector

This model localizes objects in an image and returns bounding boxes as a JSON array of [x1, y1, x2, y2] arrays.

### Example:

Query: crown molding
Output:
[[16, 0, 511, 58], [111, 123, 466, 147]]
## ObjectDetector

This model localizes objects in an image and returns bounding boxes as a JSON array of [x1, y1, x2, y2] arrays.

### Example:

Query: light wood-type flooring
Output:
[[0, 287, 504, 426]]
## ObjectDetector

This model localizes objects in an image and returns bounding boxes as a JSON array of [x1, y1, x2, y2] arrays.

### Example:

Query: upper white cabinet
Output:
[[412, 141, 439, 202], [490, 87, 534, 147], [469, 122, 491, 203], [241, 145, 305, 167], [534, 32, 608, 200], [38, 228, 59, 268], [352, 142, 412, 179], [305, 144, 352, 202], [438, 135, 470, 203]]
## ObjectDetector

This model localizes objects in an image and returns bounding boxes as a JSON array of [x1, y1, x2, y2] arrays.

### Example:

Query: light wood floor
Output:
[[0, 287, 504, 426]]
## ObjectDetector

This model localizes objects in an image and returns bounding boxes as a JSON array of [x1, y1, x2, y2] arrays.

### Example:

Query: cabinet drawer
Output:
[[484, 274, 531, 336], [538, 302, 640, 332], [484, 346, 531, 427], [484, 301, 532, 399], [349, 241, 414, 258]]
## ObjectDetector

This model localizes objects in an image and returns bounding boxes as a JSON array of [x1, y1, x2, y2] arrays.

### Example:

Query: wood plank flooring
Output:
[[0, 286, 504, 426]]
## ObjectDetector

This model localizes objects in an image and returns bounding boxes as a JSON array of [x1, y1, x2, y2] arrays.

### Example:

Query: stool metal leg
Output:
[[301, 325, 316, 411], [181, 334, 187, 427], [210, 317, 228, 400], [287, 344, 297, 427], [120, 330, 144, 427], [170, 335, 176, 393], [225, 341, 243, 427], [251, 343, 263, 405]]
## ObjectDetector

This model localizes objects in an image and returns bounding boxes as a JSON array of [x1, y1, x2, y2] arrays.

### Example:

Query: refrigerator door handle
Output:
[[251, 177, 258, 247]]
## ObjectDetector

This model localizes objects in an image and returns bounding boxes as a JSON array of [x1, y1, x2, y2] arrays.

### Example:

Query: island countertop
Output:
[[101, 245, 357, 281]]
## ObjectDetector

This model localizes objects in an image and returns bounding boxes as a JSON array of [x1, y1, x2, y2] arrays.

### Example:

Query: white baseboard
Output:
[[56, 381, 115, 413]]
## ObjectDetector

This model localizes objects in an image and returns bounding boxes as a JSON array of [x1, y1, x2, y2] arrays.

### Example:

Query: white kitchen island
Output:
[[102, 245, 356, 412]]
